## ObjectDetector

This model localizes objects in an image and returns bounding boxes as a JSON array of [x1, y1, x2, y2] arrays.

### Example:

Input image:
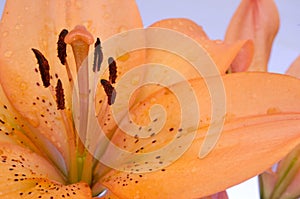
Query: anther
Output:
[[55, 79, 65, 110], [108, 57, 117, 84], [100, 79, 116, 105], [32, 48, 50, 88], [57, 29, 69, 65], [93, 38, 103, 72], [64, 25, 94, 71]]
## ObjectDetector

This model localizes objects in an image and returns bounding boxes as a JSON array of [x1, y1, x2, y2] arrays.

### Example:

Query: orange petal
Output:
[[150, 18, 209, 41], [0, 178, 91, 199], [286, 55, 300, 78], [225, 0, 279, 71], [0, 0, 142, 172], [100, 72, 300, 198], [201, 191, 228, 199], [0, 83, 69, 174], [150, 18, 254, 75], [0, 143, 92, 198]]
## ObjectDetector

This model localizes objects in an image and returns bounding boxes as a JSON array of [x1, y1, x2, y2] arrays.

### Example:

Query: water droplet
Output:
[[25, 111, 40, 127], [131, 76, 140, 85], [75, 1, 82, 9], [117, 52, 130, 62], [66, 0, 71, 7], [20, 82, 28, 91], [50, 135, 56, 142], [118, 26, 128, 33], [24, 6, 29, 11], [82, 20, 92, 30], [188, 26, 194, 31], [267, 107, 281, 114], [4, 51, 12, 58], [2, 31, 8, 37], [0, 114, 7, 122], [15, 24, 21, 30], [103, 13, 110, 19]]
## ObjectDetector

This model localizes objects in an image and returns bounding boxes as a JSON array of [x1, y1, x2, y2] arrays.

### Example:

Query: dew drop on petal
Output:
[[25, 111, 40, 127], [118, 52, 130, 62], [15, 23, 21, 30], [103, 13, 110, 19], [188, 26, 194, 31], [131, 75, 140, 85], [4, 51, 12, 58], [2, 31, 8, 37], [19, 82, 28, 91], [118, 26, 128, 33], [75, 1, 82, 9]]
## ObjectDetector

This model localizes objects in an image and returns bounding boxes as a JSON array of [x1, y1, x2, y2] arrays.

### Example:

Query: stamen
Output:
[[101, 79, 116, 105], [93, 38, 103, 72], [57, 29, 69, 65], [57, 29, 73, 84], [64, 25, 94, 71], [32, 48, 50, 88], [108, 57, 117, 84], [55, 79, 65, 110], [31, 47, 78, 183]]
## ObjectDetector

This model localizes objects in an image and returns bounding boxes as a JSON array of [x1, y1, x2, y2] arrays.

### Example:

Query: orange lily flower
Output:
[[0, 1, 300, 199]]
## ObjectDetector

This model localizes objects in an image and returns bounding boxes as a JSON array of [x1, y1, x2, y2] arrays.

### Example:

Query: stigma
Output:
[[64, 25, 94, 71]]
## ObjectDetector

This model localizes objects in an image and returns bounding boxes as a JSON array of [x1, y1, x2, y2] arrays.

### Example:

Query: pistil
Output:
[[65, 25, 94, 185]]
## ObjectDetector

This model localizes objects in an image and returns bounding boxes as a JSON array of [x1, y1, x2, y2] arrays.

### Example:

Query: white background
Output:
[[0, 1, 299, 198]]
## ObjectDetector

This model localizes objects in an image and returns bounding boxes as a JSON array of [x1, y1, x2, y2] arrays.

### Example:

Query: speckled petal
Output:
[[0, 143, 92, 198], [100, 73, 300, 198], [0, 0, 142, 175]]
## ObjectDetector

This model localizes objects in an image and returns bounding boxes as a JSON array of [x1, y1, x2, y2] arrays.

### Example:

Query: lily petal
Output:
[[0, 143, 92, 198], [286, 55, 300, 78], [0, 0, 142, 172], [201, 191, 228, 199], [225, 0, 279, 71], [100, 72, 300, 198], [149, 18, 254, 75]]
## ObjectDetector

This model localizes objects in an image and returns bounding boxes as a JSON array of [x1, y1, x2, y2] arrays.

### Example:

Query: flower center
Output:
[[32, 25, 118, 187]]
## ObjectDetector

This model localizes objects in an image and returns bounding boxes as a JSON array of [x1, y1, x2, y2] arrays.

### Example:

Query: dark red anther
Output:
[[108, 57, 117, 84], [55, 79, 65, 110], [93, 37, 103, 72], [100, 79, 116, 105], [57, 29, 68, 65], [32, 48, 50, 88]]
